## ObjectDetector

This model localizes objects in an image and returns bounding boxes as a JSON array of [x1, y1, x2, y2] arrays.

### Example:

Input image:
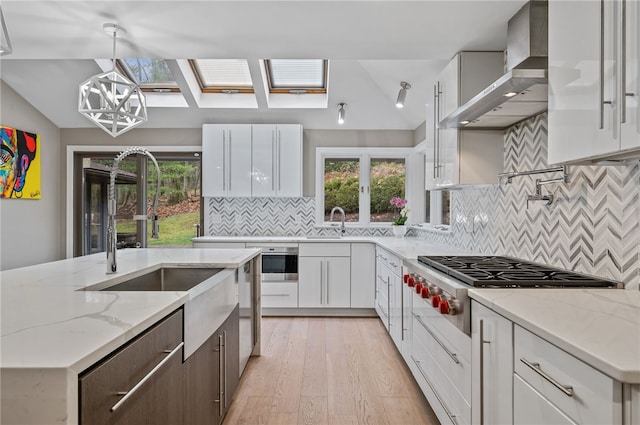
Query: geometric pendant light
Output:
[[78, 23, 147, 137], [0, 6, 13, 55]]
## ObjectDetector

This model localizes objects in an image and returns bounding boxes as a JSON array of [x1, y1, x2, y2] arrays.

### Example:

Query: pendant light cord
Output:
[[111, 29, 117, 69]]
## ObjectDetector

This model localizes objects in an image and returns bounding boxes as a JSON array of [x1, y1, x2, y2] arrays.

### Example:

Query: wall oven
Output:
[[254, 245, 298, 282]]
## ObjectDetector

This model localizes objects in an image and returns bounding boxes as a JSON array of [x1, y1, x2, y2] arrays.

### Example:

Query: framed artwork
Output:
[[1, 125, 40, 199]]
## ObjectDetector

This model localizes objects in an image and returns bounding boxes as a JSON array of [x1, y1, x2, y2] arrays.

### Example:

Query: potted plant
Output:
[[389, 197, 409, 237]]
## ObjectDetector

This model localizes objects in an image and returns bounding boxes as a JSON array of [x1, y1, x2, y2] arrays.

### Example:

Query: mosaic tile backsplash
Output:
[[205, 113, 640, 289]]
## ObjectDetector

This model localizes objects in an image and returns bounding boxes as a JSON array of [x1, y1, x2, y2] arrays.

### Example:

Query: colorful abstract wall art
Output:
[[0, 125, 40, 199]]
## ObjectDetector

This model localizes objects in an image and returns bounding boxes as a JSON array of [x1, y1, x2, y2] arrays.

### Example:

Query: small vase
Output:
[[391, 225, 407, 237]]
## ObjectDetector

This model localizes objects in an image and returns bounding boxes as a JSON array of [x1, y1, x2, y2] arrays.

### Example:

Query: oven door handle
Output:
[[413, 312, 459, 364]]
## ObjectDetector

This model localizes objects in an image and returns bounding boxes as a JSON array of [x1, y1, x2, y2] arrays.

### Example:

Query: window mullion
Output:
[[360, 155, 371, 226]]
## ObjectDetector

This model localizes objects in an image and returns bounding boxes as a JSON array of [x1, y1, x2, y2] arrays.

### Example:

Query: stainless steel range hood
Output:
[[439, 1, 548, 130]]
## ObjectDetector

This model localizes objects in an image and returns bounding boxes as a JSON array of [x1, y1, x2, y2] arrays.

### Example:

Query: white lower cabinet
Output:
[[350, 243, 376, 308], [514, 325, 622, 425], [261, 282, 298, 308], [298, 244, 351, 309], [514, 374, 575, 425], [471, 301, 513, 425]]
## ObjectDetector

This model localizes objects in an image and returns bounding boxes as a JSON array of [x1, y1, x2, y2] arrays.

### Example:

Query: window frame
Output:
[[315, 147, 414, 227], [188, 59, 255, 94], [264, 59, 328, 94], [117, 59, 181, 93]]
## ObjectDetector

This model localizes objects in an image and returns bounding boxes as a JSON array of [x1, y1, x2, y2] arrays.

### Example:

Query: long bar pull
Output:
[[479, 319, 491, 425], [228, 131, 232, 192], [520, 358, 574, 397], [214, 334, 224, 415], [223, 331, 228, 408], [271, 130, 275, 192], [222, 131, 227, 191], [621, 0, 627, 124], [436, 82, 442, 178], [600, 0, 606, 130], [433, 85, 438, 179], [320, 261, 324, 305], [326, 261, 330, 305], [411, 355, 459, 425], [110, 342, 184, 412], [278, 130, 282, 192], [413, 312, 460, 364]]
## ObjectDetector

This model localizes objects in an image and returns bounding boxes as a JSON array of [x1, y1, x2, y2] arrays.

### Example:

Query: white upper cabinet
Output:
[[548, 0, 640, 164], [203, 124, 302, 197], [202, 124, 253, 197], [251, 124, 303, 198], [427, 52, 505, 190]]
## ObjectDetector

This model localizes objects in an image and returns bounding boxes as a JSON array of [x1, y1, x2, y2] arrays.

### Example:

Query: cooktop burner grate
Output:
[[417, 255, 619, 288]]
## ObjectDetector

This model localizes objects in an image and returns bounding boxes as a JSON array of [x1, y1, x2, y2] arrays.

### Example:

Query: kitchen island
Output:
[[0, 247, 260, 425]]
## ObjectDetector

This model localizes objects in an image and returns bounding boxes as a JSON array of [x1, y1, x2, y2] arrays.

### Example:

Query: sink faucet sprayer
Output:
[[107, 147, 161, 274], [329, 206, 346, 236]]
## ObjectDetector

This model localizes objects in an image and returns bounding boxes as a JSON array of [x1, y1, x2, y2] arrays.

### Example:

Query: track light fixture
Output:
[[396, 81, 411, 108], [337, 103, 346, 125], [78, 23, 147, 137]]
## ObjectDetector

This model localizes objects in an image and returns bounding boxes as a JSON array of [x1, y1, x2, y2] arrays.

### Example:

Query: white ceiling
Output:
[[0, 0, 528, 131]]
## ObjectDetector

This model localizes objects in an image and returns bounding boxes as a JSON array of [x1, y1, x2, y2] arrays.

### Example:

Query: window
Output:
[[316, 148, 412, 226], [118, 59, 180, 92], [189, 59, 254, 93], [264, 59, 328, 94], [425, 190, 451, 227]]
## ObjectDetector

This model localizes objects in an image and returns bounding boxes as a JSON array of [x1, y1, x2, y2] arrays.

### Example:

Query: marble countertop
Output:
[[193, 235, 471, 260], [0, 247, 260, 372], [469, 288, 640, 383]]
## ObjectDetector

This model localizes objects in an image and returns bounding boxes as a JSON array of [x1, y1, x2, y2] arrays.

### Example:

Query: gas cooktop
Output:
[[417, 255, 621, 288]]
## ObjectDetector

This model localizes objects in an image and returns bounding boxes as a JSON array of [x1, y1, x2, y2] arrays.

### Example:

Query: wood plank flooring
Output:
[[222, 317, 440, 425]]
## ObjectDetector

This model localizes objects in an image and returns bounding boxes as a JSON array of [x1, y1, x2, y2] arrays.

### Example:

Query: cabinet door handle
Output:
[[436, 81, 442, 179], [277, 130, 282, 192], [223, 330, 228, 408], [326, 261, 330, 304], [110, 341, 184, 412], [520, 358, 574, 397], [413, 312, 459, 364], [320, 261, 324, 305], [433, 84, 438, 180], [228, 131, 232, 192], [479, 319, 491, 425], [271, 130, 275, 192], [222, 131, 227, 191], [214, 334, 224, 415]]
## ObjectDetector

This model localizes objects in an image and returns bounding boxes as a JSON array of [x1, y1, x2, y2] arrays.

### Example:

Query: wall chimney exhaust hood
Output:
[[439, 0, 548, 130]]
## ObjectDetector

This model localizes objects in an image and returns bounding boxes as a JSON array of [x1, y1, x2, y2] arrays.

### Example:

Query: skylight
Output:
[[118, 58, 179, 92], [264, 59, 328, 93], [189, 59, 254, 93]]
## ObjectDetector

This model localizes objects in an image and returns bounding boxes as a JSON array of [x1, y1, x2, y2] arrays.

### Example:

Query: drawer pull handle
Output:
[[263, 293, 290, 297], [520, 358, 574, 397], [412, 312, 459, 364], [411, 355, 459, 425], [110, 341, 184, 412]]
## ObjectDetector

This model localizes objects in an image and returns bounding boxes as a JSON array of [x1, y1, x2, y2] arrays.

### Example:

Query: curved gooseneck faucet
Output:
[[329, 206, 346, 236], [106, 147, 161, 274]]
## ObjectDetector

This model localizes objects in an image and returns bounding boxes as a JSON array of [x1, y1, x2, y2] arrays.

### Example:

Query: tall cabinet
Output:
[[548, 0, 640, 164], [251, 124, 303, 197], [427, 52, 505, 190]]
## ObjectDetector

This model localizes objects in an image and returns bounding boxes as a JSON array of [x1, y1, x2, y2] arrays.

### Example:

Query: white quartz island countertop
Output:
[[469, 288, 640, 383], [1, 247, 260, 425]]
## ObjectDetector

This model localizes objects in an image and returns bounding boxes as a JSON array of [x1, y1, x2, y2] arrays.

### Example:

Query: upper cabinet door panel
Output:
[[202, 124, 227, 197], [276, 124, 303, 197], [227, 125, 253, 197], [251, 124, 276, 197]]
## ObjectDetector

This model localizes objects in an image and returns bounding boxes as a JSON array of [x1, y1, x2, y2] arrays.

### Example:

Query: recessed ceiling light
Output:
[[504, 91, 518, 97], [460, 120, 470, 125]]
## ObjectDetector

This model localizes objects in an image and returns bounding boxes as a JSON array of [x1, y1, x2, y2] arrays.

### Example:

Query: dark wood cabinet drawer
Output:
[[79, 309, 184, 425]]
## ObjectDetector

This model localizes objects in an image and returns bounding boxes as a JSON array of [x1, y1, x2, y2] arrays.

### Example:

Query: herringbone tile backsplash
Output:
[[414, 113, 640, 289], [204, 112, 640, 289]]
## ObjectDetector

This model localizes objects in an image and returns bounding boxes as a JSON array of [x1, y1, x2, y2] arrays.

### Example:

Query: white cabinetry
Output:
[[514, 325, 622, 425], [375, 247, 403, 347], [251, 124, 302, 197], [548, 0, 640, 164], [471, 301, 513, 425], [202, 124, 252, 197], [350, 243, 376, 308], [427, 52, 505, 190], [299, 243, 350, 308]]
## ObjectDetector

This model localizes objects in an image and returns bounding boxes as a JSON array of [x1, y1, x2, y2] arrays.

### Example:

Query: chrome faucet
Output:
[[106, 147, 161, 274], [329, 206, 346, 236], [526, 178, 555, 208]]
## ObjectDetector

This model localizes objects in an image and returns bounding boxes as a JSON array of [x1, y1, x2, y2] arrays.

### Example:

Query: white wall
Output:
[[0, 80, 63, 270]]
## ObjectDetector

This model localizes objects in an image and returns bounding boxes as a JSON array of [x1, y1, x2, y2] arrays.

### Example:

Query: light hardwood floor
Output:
[[222, 317, 440, 425]]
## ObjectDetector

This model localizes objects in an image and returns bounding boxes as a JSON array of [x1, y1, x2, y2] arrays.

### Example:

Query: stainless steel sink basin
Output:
[[98, 267, 223, 292], [305, 235, 342, 240]]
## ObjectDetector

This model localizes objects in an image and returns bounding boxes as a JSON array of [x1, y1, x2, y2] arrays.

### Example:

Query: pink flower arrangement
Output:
[[389, 197, 409, 225]]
